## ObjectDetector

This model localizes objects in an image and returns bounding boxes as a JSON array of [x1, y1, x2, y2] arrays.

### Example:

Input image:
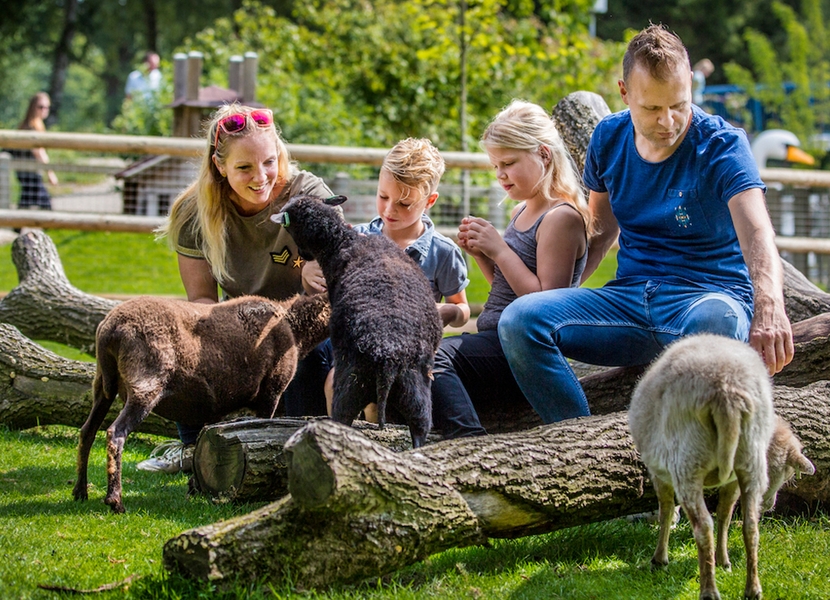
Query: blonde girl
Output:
[[432, 99, 591, 439]]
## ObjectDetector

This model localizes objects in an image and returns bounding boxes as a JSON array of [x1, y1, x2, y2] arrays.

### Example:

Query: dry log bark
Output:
[[164, 383, 829, 589], [191, 417, 438, 502], [0, 230, 117, 353], [551, 91, 611, 176]]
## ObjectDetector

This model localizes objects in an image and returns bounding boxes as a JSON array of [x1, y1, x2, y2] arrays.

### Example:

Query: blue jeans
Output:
[[498, 279, 752, 424]]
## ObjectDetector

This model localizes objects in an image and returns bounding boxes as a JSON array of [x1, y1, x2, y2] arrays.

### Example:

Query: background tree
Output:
[[723, 0, 830, 149]]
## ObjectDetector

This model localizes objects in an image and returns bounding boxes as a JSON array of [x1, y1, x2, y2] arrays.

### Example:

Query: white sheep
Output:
[[628, 334, 814, 600], [72, 292, 330, 513]]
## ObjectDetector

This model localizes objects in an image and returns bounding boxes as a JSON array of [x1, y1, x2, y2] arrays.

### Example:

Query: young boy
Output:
[[324, 137, 471, 418]]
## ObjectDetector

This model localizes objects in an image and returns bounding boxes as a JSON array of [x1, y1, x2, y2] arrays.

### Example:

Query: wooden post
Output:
[[242, 52, 258, 104], [228, 55, 243, 95], [173, 53, 187, 102], [0, 152, 10, 210]]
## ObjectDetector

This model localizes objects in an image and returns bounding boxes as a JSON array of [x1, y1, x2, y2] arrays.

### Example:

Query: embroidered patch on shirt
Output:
[[674, 205, 692, 228], [292, 256, 304, 269], [270, 246, 291, 265]]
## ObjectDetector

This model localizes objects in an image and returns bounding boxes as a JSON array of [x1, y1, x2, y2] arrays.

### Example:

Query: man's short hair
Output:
[[623, 24, 690, 83]]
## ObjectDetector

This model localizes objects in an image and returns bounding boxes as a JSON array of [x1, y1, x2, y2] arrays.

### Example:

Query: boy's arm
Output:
[[437, 290, 471, 328]]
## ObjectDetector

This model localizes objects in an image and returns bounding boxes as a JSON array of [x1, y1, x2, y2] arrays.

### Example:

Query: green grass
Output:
[[0, 229, 618, 302], [2, 424, 829, 599], [11, 231, 829, 599]]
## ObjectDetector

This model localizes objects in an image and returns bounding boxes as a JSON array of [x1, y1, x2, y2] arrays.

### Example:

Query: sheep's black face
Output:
[[271, 194, 348, 260]]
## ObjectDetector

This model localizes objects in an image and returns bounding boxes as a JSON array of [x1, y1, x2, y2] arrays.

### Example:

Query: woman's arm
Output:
[[32, 147, 58, 186], [178, 254, 219, 304]]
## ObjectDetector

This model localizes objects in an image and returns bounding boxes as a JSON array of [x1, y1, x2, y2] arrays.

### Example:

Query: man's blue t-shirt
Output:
[[583, 105, 765, 307], [354, 214, 469, 302]]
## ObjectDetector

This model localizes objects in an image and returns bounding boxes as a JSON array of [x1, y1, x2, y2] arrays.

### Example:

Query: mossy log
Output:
[[163, 384, 829, 590], [191, 417, 437, 502]]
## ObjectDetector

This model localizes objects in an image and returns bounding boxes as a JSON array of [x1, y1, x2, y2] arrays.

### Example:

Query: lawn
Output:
[[2, 230, 828, 599]]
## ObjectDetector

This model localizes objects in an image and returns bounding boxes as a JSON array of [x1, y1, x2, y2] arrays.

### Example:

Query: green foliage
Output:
[[723, 0, 830, 148], [178, 0, 625, 158]]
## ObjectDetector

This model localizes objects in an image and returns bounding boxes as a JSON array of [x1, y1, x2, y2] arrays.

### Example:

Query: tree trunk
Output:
[[163, 383, 829, 589], [0, 323, 176, 436], [47, 0, 78, 124]]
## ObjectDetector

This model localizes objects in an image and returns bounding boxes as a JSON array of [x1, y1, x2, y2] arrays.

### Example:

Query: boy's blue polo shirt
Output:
[[354, 215, 469, 302]]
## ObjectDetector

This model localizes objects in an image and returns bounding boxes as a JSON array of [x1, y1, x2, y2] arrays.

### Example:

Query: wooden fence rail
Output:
[[3, 130, 830, 260]]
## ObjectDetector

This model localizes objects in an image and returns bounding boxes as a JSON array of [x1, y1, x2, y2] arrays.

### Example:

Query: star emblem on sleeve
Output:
[[293, 256, 304, 269]]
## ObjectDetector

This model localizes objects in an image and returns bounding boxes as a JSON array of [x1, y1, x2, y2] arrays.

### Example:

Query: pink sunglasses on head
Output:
[[213, 108, 274, 151]]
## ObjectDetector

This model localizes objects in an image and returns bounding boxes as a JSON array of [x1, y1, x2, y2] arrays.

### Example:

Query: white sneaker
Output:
[[136, 440, 194, 474]]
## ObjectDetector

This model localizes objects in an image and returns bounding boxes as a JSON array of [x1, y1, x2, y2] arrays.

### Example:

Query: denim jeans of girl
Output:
[[498, 279, 752, 424]]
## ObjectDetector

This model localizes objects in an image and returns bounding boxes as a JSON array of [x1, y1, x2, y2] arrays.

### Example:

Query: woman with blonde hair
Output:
[[144, 103, 335, 472], [431, 99, 592, 439], [12, 92, 57, 209]]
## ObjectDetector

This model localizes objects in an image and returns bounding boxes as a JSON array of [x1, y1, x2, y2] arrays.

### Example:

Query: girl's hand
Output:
[[302, 260, 327, 294], [459, 216, 505, 260]]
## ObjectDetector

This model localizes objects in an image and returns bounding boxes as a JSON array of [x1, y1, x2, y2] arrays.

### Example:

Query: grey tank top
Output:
[[476, 203, 587, 332]]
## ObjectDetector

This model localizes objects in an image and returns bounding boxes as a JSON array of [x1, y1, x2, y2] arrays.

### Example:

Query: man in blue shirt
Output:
[[498, 24, 793, 424]]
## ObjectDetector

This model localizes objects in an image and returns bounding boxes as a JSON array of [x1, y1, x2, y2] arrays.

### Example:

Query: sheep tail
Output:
[[94, 342, 120, 403], [710, 391, 746, 485]]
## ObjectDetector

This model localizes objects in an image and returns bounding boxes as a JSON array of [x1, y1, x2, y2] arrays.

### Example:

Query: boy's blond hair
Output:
[[381, 138, 445, 205]]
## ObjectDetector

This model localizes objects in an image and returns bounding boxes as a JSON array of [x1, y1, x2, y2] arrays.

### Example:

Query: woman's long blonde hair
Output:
[[19, 92, 50, 131], [480, 99, 594, 236], [157, 103, 295, 284]]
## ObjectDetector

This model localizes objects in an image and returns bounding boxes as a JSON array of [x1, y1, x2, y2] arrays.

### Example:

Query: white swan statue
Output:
[[750, 129, 815, 169]]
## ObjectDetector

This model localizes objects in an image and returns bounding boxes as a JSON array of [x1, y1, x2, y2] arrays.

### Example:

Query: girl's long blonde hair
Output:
[[480, 99, 594, 236], [157, 103, 295, 284]]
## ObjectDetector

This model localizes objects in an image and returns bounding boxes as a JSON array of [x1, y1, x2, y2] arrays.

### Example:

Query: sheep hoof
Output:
[[651, 556, 669, 569], [72, 484, 88, 502], [104, 497, 125, 514]]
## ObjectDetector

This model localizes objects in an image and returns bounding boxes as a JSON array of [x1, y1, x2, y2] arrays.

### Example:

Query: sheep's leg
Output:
[[714, 480, 740, 570], [677, 482, 720, 600], [651, 475, 676, 567], [331, 367, 370, 427], [104, 396, 155, 514], [73, 373, 116, 502], [736, 470, 764, 600], [392, 368, 433, 449]]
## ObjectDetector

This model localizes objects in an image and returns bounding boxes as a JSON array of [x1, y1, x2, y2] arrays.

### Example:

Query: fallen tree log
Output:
[[191, 417, 439, 502], [164, 382, 829, 589], [0, 229, 117, 353], [0, 323, 176, 436]]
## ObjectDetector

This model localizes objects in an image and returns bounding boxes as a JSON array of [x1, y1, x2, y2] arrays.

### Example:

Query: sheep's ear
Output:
[[270, 212, 288, 226], [325, 195, 348, 206]]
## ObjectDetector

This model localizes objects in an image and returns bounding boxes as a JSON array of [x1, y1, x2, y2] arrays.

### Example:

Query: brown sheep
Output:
[[72, 293, 330, 513], [629, 334, 814, 600]]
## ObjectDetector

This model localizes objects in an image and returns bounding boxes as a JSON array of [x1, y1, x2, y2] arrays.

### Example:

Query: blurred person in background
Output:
[[10, 92, 57, 210]]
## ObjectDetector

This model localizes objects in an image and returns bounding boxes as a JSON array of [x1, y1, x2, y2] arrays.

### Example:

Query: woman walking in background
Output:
[[12, 92, 58, 210]]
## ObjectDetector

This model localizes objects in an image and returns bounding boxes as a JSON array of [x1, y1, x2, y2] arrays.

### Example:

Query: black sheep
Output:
[[271, 194, 442, 447]]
